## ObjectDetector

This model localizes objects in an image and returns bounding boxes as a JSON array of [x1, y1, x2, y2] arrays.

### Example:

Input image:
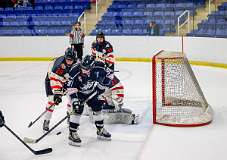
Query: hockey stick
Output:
[[24, 115, 68, 144], [28, 105, 54, 128], [24, 91, 97, 144], [3, 124, 52, 155]]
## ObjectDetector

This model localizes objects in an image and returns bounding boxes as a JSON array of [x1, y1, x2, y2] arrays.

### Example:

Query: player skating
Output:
[[43, 47, 77, 132], [67, 55, 112, 146]]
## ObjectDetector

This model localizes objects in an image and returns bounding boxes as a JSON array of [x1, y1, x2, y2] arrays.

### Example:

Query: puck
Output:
[[56, 131, 61, 135]]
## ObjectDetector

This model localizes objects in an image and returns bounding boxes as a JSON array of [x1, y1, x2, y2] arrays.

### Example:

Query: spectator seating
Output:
[[91, 0, 205, 36], [188, 2, 227, 38], [0, 0, 90, 36]]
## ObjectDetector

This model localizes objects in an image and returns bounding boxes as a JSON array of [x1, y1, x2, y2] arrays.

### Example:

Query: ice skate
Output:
[[68, 131, 81, 147], [97, 128, 111, 141], [43, 120, 50, 132]]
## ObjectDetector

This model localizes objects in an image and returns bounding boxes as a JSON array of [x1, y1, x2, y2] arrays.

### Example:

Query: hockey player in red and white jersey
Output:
[[43, 47, 77, 132], [91, 32, 115, 71]]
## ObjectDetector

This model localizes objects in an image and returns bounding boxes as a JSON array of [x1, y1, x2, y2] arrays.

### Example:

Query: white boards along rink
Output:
[[0, 36, 226, 64]]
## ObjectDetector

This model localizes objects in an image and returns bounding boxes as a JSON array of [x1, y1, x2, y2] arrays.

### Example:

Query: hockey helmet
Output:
[[65, 47, 75, 61], [80, 55, 95, 70], [96, 32, 105, 41]]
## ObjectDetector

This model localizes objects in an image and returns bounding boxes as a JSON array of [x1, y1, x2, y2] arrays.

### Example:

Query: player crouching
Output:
[[84, 61, 140, 125], [100, 81, 140, 125]]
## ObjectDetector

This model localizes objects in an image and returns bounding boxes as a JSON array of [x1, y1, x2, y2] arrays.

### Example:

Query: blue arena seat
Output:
[[189, 2, 227, 38], [93, 0, 205, 36], [0, 0, 90, 36]]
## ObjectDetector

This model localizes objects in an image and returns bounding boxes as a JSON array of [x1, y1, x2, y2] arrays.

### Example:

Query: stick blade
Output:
[[28, 122, 33, 128], [23, 137, 37, 143], [34, 148, 52, 155]]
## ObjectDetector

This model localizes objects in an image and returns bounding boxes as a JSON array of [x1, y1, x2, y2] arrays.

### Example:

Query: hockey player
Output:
[[67, 55, 112, 146], [43, 47, 77, 132], [0, 110, 4, 128], [101, 78, 139, 124], [91, 32, 115, 71], [87, 61, 139, 125]]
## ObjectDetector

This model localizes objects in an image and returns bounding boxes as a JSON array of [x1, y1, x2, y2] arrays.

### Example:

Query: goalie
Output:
[[86, 61, 140, 125]]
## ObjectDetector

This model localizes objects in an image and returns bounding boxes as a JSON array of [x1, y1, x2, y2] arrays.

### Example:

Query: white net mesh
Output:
[[153, 51, 213, 126]]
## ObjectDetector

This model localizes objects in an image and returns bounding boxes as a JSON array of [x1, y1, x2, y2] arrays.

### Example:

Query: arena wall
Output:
[[0, 36, 226, 68]]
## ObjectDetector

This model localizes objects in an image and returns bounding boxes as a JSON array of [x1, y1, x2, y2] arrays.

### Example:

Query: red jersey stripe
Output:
[[111, 86, 124, 91], [50, 77, 64, 84]]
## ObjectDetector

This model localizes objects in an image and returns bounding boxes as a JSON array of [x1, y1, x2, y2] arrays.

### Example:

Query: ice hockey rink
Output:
[[0, 61, 227, 160]]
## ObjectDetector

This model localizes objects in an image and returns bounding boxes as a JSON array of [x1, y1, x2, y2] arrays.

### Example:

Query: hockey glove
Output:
[[0, 111, 5, 128], [54, 94, 62, 105]]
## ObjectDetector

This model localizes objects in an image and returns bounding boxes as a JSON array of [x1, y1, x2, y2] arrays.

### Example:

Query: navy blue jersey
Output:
[[91, 41, 113, 55], [94, 61, 119, 87], [91, 41, 115, 71], [67, 63, 112, 99]]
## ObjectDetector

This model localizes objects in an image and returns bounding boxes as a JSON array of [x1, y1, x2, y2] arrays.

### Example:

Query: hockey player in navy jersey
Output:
[[43, 47, 77, 132], [85, 61, 140, 125], [91, 32, 115, 71], [67, 55, 112, 146]]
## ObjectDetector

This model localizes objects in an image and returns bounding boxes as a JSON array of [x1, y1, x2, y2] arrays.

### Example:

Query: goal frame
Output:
[[152, 50, 213, 127]]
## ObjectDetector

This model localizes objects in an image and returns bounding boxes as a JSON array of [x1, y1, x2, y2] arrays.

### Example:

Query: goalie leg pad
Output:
[[101, 108, 140, 124]]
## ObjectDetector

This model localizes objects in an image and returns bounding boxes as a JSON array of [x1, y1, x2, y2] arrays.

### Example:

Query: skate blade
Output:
[[68, 141, 81, 147], [43, 130, 49, 134], [97, 135, 111, 141]]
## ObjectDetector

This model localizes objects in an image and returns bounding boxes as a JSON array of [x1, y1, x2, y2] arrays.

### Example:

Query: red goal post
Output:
[[152, 50, 213, 127]]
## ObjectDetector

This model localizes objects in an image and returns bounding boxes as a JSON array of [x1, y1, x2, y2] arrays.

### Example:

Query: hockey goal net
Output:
[[152, 51, 213, 127]]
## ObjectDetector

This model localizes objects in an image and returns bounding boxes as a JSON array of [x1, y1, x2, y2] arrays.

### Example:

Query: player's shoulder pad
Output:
[[93, 63, 106, 73], [92, 64, 108, 79], [52, 56, 65, 71], [105, 41, 112, 46], [94, 61, 105, 68], [54, 56, 64, 63], [69, 63, 81, 77]]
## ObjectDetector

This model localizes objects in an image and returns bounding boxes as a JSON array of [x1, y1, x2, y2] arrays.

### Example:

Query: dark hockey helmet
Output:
[[65, 47, 75, 61], [96, 32, 105, 41], [80, 55, 95, 70]]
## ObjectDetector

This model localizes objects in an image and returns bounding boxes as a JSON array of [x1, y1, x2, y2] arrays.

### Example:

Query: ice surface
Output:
[[0, 61, 227, 160]]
